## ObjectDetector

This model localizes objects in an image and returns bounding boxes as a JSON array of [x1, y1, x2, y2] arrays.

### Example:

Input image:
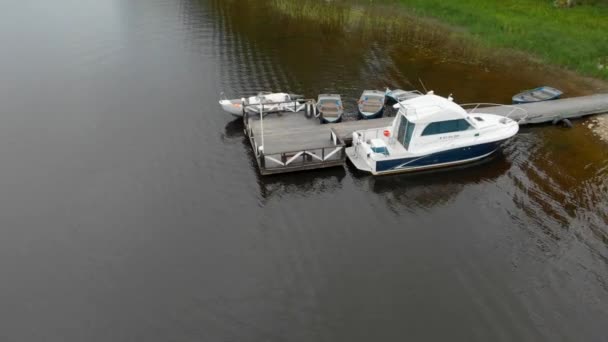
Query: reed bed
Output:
[[269, 0, 608, 79]]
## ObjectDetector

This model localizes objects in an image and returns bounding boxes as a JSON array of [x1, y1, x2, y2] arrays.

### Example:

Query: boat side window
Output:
[[421, 119, 471, 136], [396, 116, 416, 150]]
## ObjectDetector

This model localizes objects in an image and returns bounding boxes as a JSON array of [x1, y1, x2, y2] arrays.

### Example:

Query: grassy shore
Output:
[[270, 0, 608, 80], [397, 0, 608, 79]]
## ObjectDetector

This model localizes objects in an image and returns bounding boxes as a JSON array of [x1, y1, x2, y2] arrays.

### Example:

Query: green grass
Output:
[[269, 0, 492, 62], [396, 0, 608, 79], [268, 0, 608, 79]]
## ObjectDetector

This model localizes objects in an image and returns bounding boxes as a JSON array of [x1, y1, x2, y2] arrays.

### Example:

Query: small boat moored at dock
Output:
[[346, 92, 523, 175], [385, 88, 422, 104], [219, 92, 305, 116], [358, 90, 386, 119], [317, 94, 344, 124], [512, 86, 563, 104]]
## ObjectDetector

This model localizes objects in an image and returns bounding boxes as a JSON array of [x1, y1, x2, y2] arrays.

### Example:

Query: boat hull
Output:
[[320, 115, 342, 124], [348, 140, 506, 175], [513, 97, 560, 105], [358, 107, 384, 120], [358, 90, 386, 120], [219, 100, 244, 116], [219, 92, 305, 116]]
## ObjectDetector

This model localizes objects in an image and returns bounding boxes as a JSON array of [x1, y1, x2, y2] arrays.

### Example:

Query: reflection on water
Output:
[[256, 167, 347, 201], [0, 0, 607, 341], [222, 117, 245, 139], [362, 153, 511, 213], [508, 128, 608, 256]]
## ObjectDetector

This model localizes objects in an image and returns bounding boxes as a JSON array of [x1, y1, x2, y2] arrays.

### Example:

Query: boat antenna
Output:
[[418, 78, 428, 93]]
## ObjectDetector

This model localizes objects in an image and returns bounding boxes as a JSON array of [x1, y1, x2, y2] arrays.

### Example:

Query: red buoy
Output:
[[383, 130, 390, 137]]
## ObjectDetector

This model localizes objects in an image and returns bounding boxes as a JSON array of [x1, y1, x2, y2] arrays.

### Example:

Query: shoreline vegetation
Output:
[[269, 0, 608, 81], [396, 0, 608, 80], [267, 0, 608, 142]]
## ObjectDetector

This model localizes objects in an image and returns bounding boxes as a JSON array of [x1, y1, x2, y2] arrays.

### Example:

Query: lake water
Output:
[[0, 0, 607, 341]]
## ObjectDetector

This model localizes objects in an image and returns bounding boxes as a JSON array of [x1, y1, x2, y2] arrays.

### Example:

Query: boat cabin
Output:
[[389, 94, 477, 152], [354, 93, 502, 158]]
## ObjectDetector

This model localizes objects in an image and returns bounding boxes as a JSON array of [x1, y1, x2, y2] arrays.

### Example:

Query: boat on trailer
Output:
[[357, 90, 386, 119], [385, 88, 423, 104], [512, 86, 562, 104], [317, 94, 344, 124], [219, 92, 305, 116], [346, 92, 523, 175]]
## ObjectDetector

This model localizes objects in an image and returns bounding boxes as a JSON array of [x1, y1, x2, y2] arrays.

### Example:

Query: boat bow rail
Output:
[[460, 103, 529, 124], [386, 89, 424, 101], [351, 127, 392, 143]]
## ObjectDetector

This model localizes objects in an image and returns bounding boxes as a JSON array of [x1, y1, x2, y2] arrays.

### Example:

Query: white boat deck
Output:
[[345, 147, 372, 172]]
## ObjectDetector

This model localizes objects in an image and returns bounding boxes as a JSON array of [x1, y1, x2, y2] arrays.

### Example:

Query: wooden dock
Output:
[[244, 108, 346, 175], [244, 94, 608, 175]]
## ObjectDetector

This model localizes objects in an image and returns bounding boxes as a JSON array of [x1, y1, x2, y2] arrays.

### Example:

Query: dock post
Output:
[[242, 98, 246, 126], [259, 147, 265, 169], [243, 99, 250, 134], [260, 103, 264, 150]]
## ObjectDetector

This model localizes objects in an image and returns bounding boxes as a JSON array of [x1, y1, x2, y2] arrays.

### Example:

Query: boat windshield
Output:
[[396, 115, 416, 150]]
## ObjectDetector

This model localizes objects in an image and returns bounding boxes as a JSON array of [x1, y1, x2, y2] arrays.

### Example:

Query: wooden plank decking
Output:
[[245, 111, 346, 175], [248, 113, 333, 154]]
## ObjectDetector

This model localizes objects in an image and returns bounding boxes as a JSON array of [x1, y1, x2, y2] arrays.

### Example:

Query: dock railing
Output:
[[241, 97, 313, 116], [351, 127, 390, 143], [242, 98, 318, 141], [256, 129, 346, 173]]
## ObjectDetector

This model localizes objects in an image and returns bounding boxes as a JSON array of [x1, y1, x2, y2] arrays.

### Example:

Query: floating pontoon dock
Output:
[[243, 101, 346, 175], [243, 94, 608, 175]]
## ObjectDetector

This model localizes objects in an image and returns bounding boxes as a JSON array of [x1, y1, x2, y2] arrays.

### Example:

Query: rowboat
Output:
[[219, 92, 304, 116], [357, 90, 385, 119], [512, 86, 563, 104], [317, 94, 344, 123]]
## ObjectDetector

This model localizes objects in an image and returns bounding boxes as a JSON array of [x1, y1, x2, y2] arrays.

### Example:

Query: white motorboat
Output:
[[219, 92, 305, 116], [346, 92, 524, 175]]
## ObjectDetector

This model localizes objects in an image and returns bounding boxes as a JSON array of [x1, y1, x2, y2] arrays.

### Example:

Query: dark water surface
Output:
[[1, 0, 607, 341]]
